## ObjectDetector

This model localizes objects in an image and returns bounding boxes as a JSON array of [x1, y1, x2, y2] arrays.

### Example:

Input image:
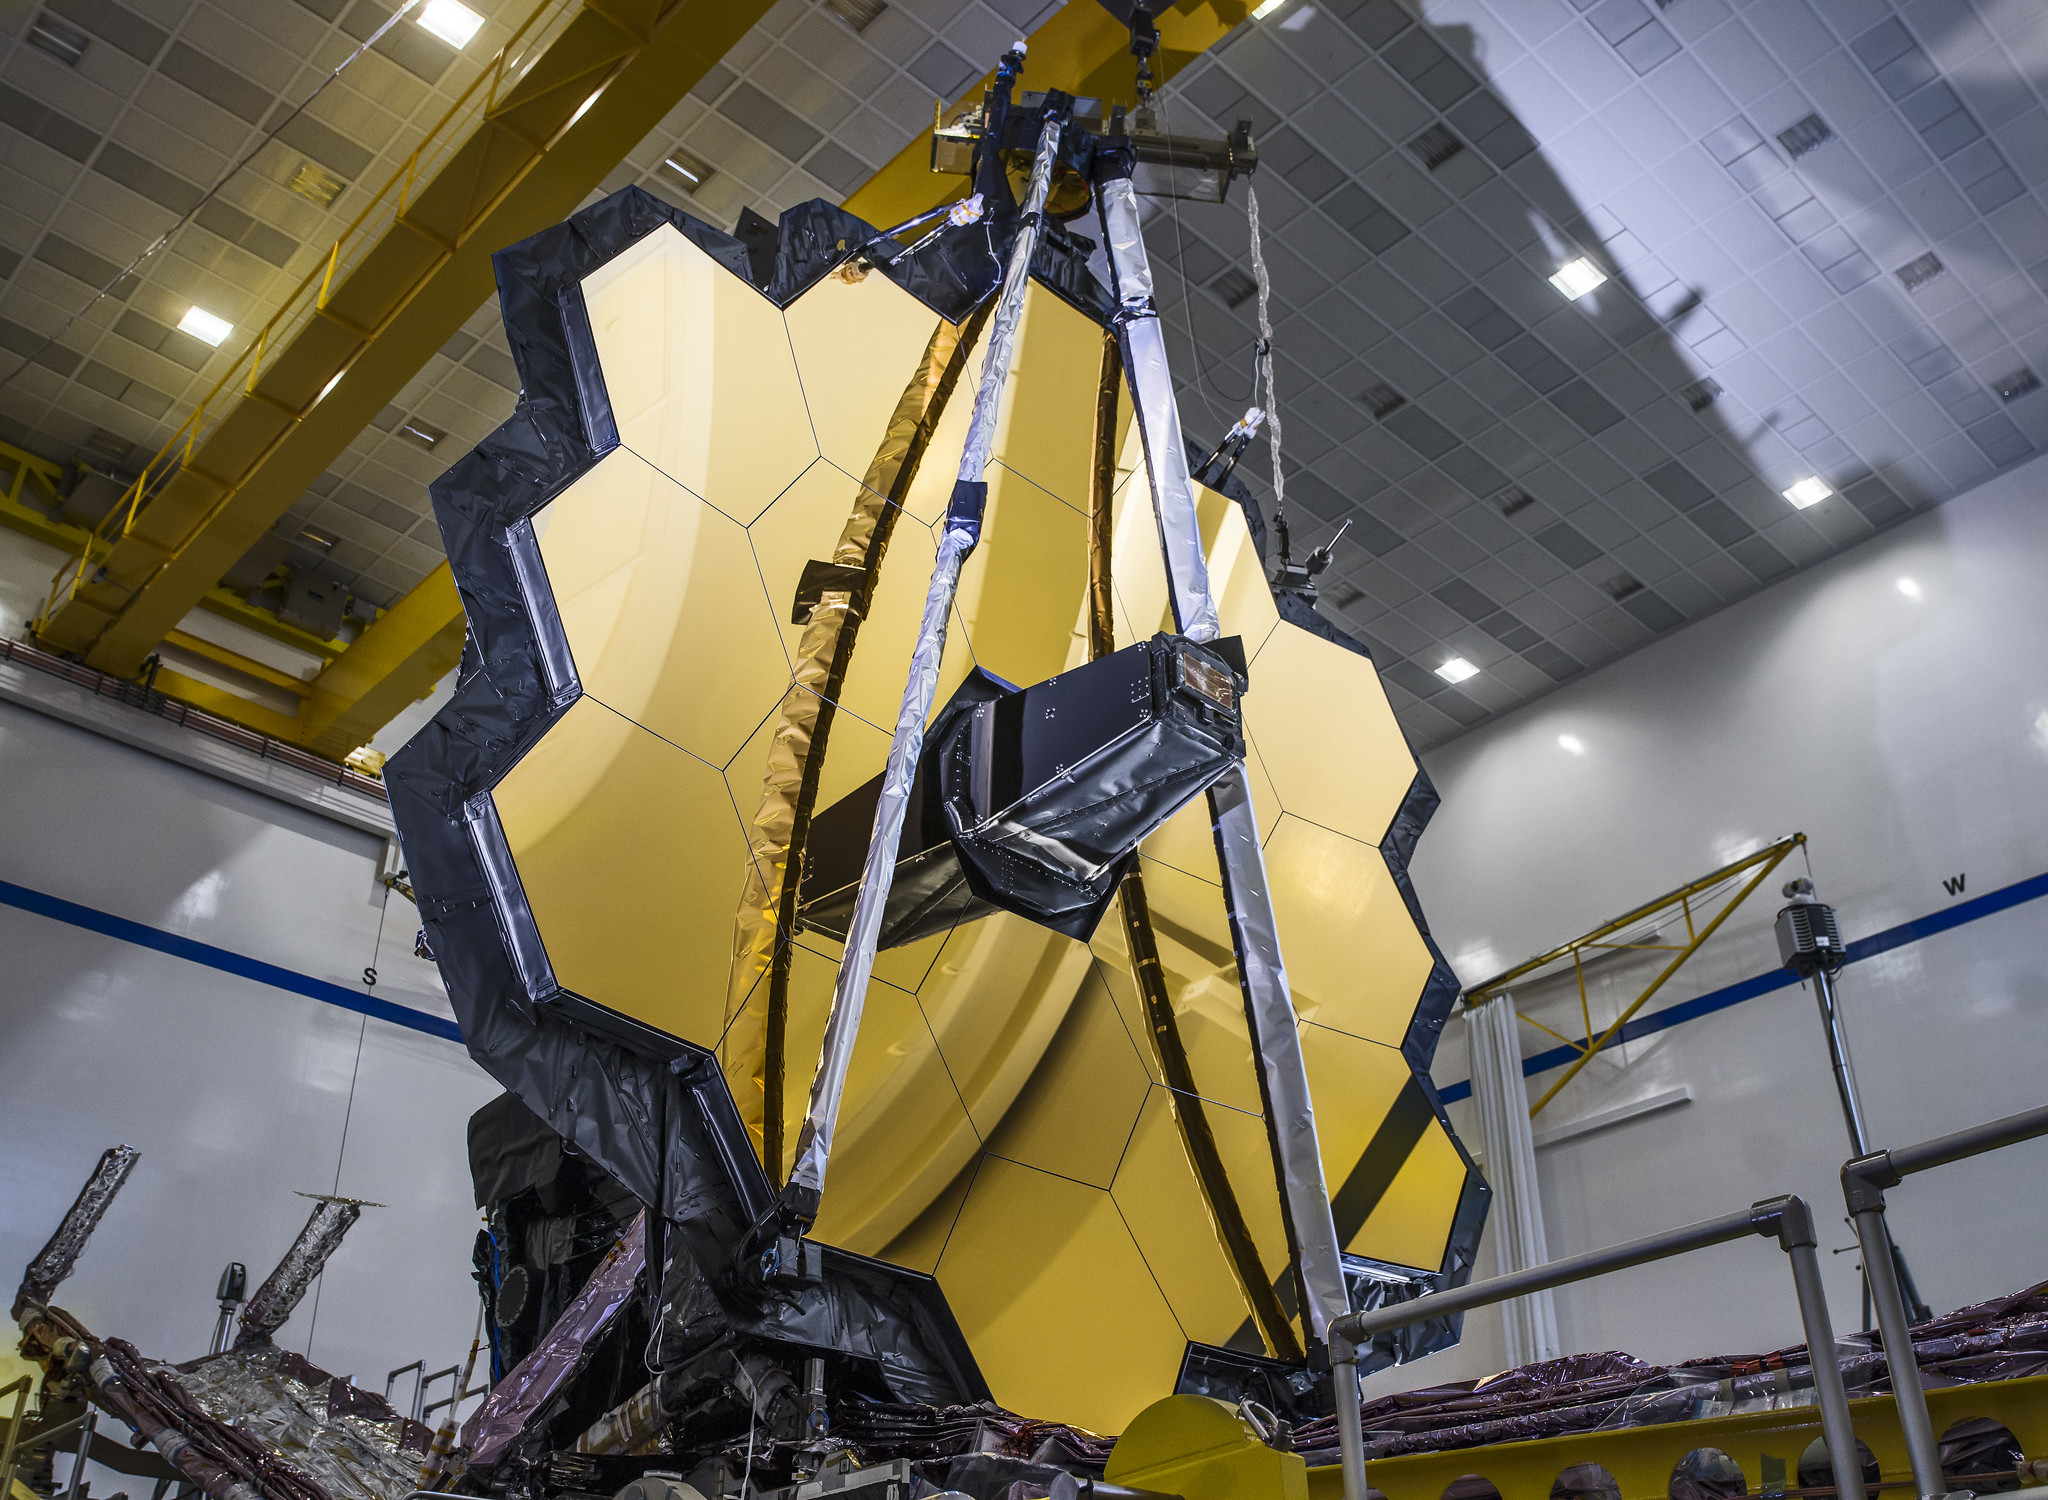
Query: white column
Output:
[[1466, 992, 1562, 1366]]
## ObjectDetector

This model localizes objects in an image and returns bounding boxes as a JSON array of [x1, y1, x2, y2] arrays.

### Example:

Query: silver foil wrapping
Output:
[[954, 115, 1063, 485], [787, 109, 1067, 1210], [1209, 765, 1349, 1341], [237, 1200, 363, 1347], [462, 1212, 646, 1468], [786, 524, 973, 1200], [16, 1144, 140, 1311], [1096, 178, 1221, 644], [1099, 167, 1348, 1344], [167, 1348, 422, 1500]]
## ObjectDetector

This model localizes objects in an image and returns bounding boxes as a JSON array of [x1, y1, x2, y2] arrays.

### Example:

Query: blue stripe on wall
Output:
[[1435, 868, 2048, 1106], [6, 864, 2045, 1074], [0, 877, 464, 1044]]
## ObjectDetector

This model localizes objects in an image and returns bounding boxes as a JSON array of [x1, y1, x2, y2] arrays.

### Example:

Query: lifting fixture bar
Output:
[[782, 59, 1067, 1223], [1097, 131, 1349, 1344]]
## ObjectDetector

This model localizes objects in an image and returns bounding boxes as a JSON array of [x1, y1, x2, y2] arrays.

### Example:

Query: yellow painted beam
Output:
[[35, 0, 778, 677], [195, 586, 349, 662], [164, 628, 316, 697], [842, 0, 1253, 230], [34, 0, 1248, 757], [299, 562, 466, 760], [149, 666, 305, 740]]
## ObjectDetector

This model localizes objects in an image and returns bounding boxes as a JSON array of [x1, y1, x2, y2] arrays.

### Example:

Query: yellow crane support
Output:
[[1464, 834, 1806, 1117], [841, 0, 1257, 229], [33, 0, 779, 686], [25, 0, 1253, 765]]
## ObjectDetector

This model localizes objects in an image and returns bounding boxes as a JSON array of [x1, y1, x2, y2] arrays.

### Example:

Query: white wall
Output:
[[0, 695, 497, 1398], [1380, 448, 2048, 1391]]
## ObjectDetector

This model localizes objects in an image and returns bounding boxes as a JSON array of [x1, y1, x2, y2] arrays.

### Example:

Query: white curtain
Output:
[[1467, 992, 1562, 1367]]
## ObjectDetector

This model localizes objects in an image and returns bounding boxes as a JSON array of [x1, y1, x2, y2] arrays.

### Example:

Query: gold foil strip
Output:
[[721, 303, 989, 1176]]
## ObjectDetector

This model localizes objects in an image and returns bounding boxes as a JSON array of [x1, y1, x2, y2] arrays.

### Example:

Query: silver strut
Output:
[[1095, 166, 1351, 1344], [782, 94, 1070, 1220]]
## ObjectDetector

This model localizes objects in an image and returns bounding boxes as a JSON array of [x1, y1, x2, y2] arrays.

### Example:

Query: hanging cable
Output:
[[0, 0, 429, 393]]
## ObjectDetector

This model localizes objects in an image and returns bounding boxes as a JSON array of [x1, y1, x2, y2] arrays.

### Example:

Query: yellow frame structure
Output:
[[1465, 834, 1806, 1117]]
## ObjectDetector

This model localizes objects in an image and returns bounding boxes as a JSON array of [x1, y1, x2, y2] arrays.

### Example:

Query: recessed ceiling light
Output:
[[658, 148, 715, 194], [1896, 577, 1922, 599], [1435, 657, 1478, 684], [418, 0, 483, 48], [1549, 257, 1607, 300], [288, 159, 344, 206], [1558, 733, 1585, 755], [178, 306, 232, 346], [1783, 476, 1832, 509], [1249, 0, 1288, 17]]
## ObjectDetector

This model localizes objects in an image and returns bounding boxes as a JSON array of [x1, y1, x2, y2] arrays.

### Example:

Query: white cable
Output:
[[738, 1368, 758, 1498]]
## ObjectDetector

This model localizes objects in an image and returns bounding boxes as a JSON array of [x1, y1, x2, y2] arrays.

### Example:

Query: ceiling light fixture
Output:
[[1434, 657, 1478, 685], [418, 0, 483, 48], [1249, 0, 1288, 17], [178, 306, 232, 346], [1549, 257, 1607, 300], [1783, 475, 1832, 509], [1558, 733, 1585, 755], [1896, 577, 1922, 600]]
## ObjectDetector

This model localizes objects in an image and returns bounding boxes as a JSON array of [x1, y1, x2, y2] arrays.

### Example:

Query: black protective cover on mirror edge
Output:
[[383, 186, 1027, 1411]]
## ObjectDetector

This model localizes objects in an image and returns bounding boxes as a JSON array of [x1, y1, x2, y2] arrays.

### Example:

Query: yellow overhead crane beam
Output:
[[29, 0, 1251, 764], [30, 0, 781, 721], [842, 0, 1257, 229]]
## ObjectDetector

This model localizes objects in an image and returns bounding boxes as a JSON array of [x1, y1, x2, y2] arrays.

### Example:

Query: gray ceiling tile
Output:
[[1272, 4, 1372, 83]]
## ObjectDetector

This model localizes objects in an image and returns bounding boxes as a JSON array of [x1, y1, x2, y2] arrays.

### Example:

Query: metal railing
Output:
[[1325, 1099, 2048, 1500], [1844, 1101, 2048, 1500], [0, 636, 388, 800], [1325, 1195, 1862, 1500]]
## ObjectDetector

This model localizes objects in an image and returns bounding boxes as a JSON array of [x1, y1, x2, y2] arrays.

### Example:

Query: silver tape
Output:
[[956, 115, 1063, 486], [1098, 174, 1154, 310], [1098, 178, 1220, 643], [1099, 169, 1348, 1344], [1209, 763, 1350, 1340], [789, 107, 1072, 1211], [786, 524, 973, 1199]]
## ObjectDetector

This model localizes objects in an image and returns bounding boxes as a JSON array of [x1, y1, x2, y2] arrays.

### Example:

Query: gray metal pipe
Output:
[[1835, 1099, 2048, 1500], [1888, 1099, 2048, 1177], [1849, 1204, 1943, 1497], [1810, 967, 1871, 1157], [1786, 1237, 1866, 1500], [1328, 1198, 1855, 1500], [1330, 1203, 1762, 1349], [1329, 1356, 1366, 1500]]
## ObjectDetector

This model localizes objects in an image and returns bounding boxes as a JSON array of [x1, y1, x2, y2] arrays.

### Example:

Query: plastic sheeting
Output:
[[167, 1347, 429, 1500], [463, 1211, 645, 1467]]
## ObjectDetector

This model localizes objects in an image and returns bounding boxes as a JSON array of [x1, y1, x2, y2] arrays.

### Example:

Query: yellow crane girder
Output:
[[33, 0, 778, 693], [32, 0, 1251, 764]]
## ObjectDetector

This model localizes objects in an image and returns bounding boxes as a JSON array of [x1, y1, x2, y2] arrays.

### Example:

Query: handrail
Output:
[[1843, 1100, 2048, 1500], [34, 0, 588, 632], [0, 1374, 34, 1494], [1324, 1195, 1863, 1500]]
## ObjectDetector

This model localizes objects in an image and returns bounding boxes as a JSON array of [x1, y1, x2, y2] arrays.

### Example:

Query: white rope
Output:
[[1244, 183, 1285, 523]]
